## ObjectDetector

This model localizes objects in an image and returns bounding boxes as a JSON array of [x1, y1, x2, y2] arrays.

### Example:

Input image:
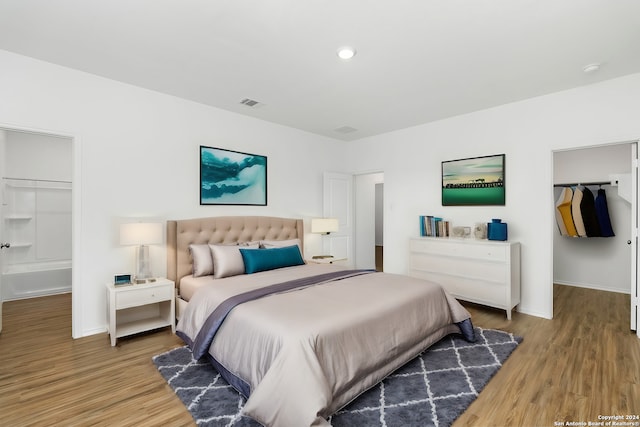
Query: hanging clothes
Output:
[[555, 187, 570, 236], [556, 187, 578, 237], [580, 186, 602, 237], [595, 188, 615, 237], [571, 186, 587, 237]]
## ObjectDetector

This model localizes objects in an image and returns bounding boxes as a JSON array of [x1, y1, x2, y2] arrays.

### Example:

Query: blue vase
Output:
[[487, 218, 508, 241]]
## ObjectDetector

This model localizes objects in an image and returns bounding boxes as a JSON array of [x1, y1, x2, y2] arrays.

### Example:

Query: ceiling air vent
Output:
[[239, 98, 262, 108], [334, 126, 358, 134]]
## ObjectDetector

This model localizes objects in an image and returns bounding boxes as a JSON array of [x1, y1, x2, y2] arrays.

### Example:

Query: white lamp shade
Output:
[[120, 222, 163, 246], [311, 218, 339, 234]]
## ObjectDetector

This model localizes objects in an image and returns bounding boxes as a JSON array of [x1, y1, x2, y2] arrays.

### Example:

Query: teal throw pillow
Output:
[[240, 245, 305, 274]]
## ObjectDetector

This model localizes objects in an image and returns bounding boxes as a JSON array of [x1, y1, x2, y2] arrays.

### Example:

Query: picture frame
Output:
[[442, 154, 505, 206], [114, 274, 132, 286], [200, 146, 267, 206]]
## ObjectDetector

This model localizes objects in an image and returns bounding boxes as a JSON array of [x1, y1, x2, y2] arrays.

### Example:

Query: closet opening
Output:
[[552, 141, 637, 335]]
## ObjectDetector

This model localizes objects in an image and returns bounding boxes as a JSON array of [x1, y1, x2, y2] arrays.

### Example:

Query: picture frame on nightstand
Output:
[[114, 274, 132, 286]]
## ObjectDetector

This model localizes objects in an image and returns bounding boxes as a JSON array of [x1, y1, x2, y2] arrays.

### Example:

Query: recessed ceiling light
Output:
[[337, 46, 356, 60], [583, 63, 601, 74]]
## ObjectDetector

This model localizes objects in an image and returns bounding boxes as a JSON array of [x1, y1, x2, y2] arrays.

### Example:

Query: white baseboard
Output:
[[554, 280, 630, 294], [516, 305, 553, 320]]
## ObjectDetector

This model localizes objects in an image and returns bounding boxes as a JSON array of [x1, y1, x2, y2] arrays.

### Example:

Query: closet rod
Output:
[[553, 180, 615, 188]]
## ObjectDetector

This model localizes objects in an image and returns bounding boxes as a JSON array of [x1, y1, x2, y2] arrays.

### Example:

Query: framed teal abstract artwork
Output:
[[200, 146, 267, 205]]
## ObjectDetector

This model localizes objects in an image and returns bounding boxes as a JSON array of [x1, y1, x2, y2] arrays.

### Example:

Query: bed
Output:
[[168, 216, 475, 427]]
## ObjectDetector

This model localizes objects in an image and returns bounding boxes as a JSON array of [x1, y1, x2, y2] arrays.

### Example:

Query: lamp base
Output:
[[135, 244, 154, 281]]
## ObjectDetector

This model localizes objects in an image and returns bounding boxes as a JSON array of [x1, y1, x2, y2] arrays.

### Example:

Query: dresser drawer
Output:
[[410, 253, 508, 283], [115, 284, 173, 309], [411, 270, 506, 307], [410, 238, 507, 262]]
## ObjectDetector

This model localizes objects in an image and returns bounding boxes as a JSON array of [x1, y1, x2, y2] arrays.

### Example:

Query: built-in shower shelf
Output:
[[7, 243, 32, 248], [4, 215, 33, 220]]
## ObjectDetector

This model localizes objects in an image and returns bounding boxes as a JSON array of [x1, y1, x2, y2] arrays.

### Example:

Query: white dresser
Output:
[[408, 237, 521, 319]]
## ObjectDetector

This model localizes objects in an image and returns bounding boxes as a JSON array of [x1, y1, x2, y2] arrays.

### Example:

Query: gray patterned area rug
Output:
[[153, 327, 522, 427]]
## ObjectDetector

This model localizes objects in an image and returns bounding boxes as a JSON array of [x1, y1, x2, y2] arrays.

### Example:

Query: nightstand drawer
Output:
[[115, 285, 173, 309]]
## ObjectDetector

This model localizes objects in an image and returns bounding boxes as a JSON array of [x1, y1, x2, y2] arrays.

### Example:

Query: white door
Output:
[[0, 191, 4, 333], [0, 130, 6, 332], [323, 172, 353, 264], [632, 142, 639, 337]]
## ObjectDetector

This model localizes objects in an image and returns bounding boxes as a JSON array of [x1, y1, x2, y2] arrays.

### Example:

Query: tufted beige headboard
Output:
[[167, 216, 304, 287]]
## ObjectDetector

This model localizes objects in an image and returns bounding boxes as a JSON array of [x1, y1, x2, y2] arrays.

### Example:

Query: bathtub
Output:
[[1, 260, 71, 300]]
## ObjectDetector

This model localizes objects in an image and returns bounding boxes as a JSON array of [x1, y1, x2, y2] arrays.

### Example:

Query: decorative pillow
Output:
[[209, 243, 259, 279], [260, 238, 302, 253], [189, 244, 214, 277], [240, 245, 305, 274]]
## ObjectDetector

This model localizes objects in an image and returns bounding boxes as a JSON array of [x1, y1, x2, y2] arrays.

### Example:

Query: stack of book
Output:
[[419, 215, 450, 237]]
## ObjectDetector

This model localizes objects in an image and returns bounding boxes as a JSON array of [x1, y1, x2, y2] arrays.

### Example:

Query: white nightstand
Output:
[[106, 278, 175, 346]]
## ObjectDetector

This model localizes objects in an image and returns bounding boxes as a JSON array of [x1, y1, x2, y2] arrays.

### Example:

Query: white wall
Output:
[[0, 49, 342, 337], [346, 73, 640, 319], [553, 144, 632, 293]]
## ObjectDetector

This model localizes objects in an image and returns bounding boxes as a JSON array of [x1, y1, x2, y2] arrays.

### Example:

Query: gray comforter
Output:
[[177, 264, 473, 427]]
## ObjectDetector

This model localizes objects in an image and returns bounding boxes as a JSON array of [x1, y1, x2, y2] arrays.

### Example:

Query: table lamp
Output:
[[120, 222, 163, 283], [311, 218, 339, 259]]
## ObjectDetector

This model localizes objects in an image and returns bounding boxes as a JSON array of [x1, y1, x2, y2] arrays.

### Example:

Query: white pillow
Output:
[[189, 244, 214, 277], [209, 243, 259, 279], [260, 238, 302, 253]]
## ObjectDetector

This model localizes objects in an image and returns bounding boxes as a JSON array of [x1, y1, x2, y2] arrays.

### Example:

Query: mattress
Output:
[[178, 274, 215, 302]]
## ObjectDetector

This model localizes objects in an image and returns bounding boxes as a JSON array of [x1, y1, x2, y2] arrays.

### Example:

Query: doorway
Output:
[[0, 127, 75, 335], [375, 182, 384, 272], [354, 172, 384, 271], [552, 141, 637, 335]]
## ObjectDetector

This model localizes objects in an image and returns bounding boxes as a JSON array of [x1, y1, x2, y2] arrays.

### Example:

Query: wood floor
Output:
[[0, 285, 638, 427], [375, 245, 383, 272]]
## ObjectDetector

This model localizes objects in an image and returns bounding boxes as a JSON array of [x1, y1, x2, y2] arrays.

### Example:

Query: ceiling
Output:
[[1, 1, 639, 141]]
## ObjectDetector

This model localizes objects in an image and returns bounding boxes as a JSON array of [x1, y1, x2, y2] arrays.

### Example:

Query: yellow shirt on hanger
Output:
[[571, 186, 587, 237], [556, 187, 578, 237]]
